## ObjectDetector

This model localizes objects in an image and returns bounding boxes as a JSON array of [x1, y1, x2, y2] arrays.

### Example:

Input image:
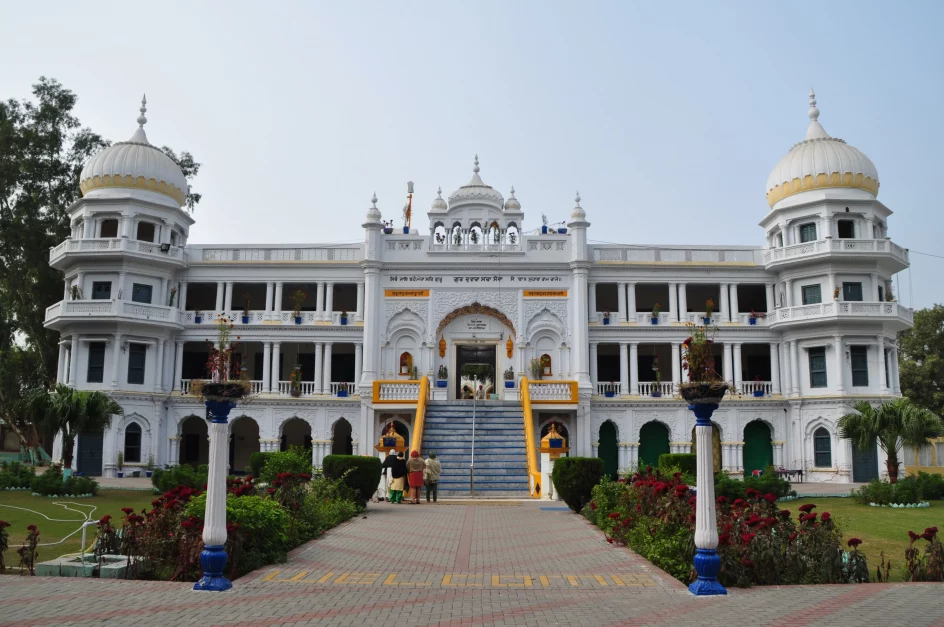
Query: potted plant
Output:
[[504, 367, 515, 388], [437, 365, 448, 388], [383, 220, 393, 235], [547, 423, 564, 448], [680, 323, 730, 405], [602, 310, 611, 325], [199, 314, 251, 401], [833, 286, 841, 301], [704, 298, 715, 325], [604, 383, 616, 398], [752, 376, 765, 397], [541, 214, 549, 235], [145, 454, 154, 478], [557, 224, 567, 234], [651, 357, 663, 397], [382, 424, 398, 448], [885, 286, 895, 302], [241, 294, 251, 324], [529, 358, 542, 380], [337, 381, 348, 398], [116, 451, 124, 478], [168, 286, 177, 308], [194, 309, 203, 324], [651, 302, 661, 325], [291, 289, 306, 325], [289, 366, 302, 397], [410, 365, 419, 380], [470, 230, 479, 244], [508, 231, 517, 245], [749, 310, 758, 325], [70, 285, 83, 300], [340, 310, 349, 325]]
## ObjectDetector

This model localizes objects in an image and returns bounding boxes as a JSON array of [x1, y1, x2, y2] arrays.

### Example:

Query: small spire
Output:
[[808, 87, 819, 121], [473, 154, 480, 174], [575, 191, 581, 206], [371, 191, 378, 207], [436, 186, 443, 198], [509, 185, 516, 198], [137, 94, 148, 127]]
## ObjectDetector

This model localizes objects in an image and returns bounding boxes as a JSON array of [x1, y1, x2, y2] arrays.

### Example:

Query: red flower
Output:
[[908, 530, 920, 542], [718, 533, 730, 545], [778, 509, 791, 520], [741, 532, 757, 545], [120, 507, 134, 515], [27, 524, 37, 532], [300, 473, 311, 480], [741, 558, 755, 567], [608, 512, 621, 520], [847, 538, 863, 548], [800, 513, 817, 523], [733, 498, 747, 508], [922, 532, 935, 542], [763, 493, 777, 504], [266, 487, 276, 494], [181, 519, 196, 530], [820, 512, 831, 522], [745, 488, 760, 499], [788, 532, 798, 541], [590, 502, 597, 510], [798, 504, 816, 513], [621, 518, 632, 527], [745, 515, 763, 527], [0, 521, 9, 529], [716, 496, 729, 505], [925, 527, 939, 537], [764, 517, 778, 527]]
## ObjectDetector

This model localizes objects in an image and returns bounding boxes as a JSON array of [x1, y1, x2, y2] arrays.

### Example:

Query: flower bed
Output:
[[584, 467, 868, 587]]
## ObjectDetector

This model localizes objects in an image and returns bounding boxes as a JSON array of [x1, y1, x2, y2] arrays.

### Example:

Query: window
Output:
[[884, 349, 890, 388], [813, 427, 832, 467], [799, 223, 817, 243], [842, 282, 863, 302], [91, 281, 112, 300], [100, 219, 119, 238], [128, 344, 147, 385], [878, 286, 884, 302], [809, 347, 827, 388], [136, 221, 156, 242], [399, 352, 413, 375], [776, 232, 784, 248], [851, 346, 869, 387], [87, 342, 106, 383], [170, 231, 178, 246], [124, 423, 142, 463], [801, 284, 822, 305], [131, 283, 152, 304], [837, 220, 855, 239]]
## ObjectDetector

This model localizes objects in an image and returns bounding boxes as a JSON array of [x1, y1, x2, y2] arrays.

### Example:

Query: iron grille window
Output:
[[87, 342, 106, 383], [799, 223, 817, 243], [809, 347, 827, 388], [813, 427, 832, 467], [843, 283, 863, 302], [128, 344, 147, 385], [801, 284, 822, 305], [131, 283, 152, 304], [124, 423, 141, 463], [91, 282, 112, 300], [851, 346, 869, 387]]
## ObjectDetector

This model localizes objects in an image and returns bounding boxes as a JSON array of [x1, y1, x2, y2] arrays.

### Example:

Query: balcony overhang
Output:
[[44, 299, 184, 331], [763, 238, 908, 273]]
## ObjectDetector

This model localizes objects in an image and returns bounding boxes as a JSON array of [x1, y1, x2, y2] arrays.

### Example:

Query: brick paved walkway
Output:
[[2, 501, 943, 626]]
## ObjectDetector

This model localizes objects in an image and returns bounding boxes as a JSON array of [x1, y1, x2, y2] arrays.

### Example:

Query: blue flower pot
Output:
[[146, 471, 152, 478], [604, 391, 615, 398], [194, 316, 202, 324], [557, 227, 567, 234], [749, 318, 757, 325], [116, 472, 123, 478], [242, 315, 249, 324], [504, 380, 514, 388], [340, 316, 348, 325], [704, 317, 711, 325], [383, 227, 393, 234], [337, 389, 348, 397], [651, 317, 658, 325], [403, 226, 410, 234], [651, 390, 662, 398], [295, 316, 302, 325], [541, 225, 548, 234], [436, 379, 448, 388], [753, 390, 764, 397], [603, 318, 610, 325]]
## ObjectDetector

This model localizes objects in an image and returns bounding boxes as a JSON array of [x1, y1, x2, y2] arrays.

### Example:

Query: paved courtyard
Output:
[[2, 500, 943, 626]]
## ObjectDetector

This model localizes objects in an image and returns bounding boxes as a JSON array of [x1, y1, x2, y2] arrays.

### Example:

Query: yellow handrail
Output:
[[409, 376, 430, 454], [520, 376, 542, 498]]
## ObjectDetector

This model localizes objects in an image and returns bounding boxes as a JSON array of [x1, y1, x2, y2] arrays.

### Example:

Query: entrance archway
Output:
[[639, 421, 669, 467], [180, 415, 209, 467], [229, 417, 260, 475], [281, 418, 312, 451], [457, 344, 496, 399], [599, 421, 618, 479], [743, 420, 773, 476], [332, 418, 353, 455], [691, 423, 722, 473]]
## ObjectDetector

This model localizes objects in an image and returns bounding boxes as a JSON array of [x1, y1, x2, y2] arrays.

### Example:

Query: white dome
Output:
[[503, 186, 521, 211], [765, 90, 879, 208], [430, 186, 447, 211], [447, 155, 504, 208], [79, 96, 188, 206]]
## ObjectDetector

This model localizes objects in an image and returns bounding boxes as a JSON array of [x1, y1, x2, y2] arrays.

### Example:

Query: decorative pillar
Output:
[[160, 278, 169, 307], [890, 347, 901, 393], [68, 335, 80, 386], [784, 279, 793, 308], [111, 334, 123, 390], [173, 340, 184, 391], [719, 283, 729, 322], [588, 282, 598, 323], [732, 343, 743, 393], [356, 282, 365, 322], [627, 283, 637, 322], [56, 343, 66, 384], [619, 342, 629, 396], [589, 342, 599, 389], [878, 339, 888, 394], [833, 336, 845, 394], [729, 284, 739, 323], [689, 401, 726, 595], [790, 341, 800, 397], [617, 282, 627, 323], [194, 399, 237, 591], [354, 343, 363, 389], [678, 283, 688, 322], [722, 343, 733, 384], [629, 342, 639, 395], [154, 340, 165, 392], [75, 272, 85, 298], [324, 282, 335, 323], [262, 342, 272, 393], [828, 274, 837, 302], [215, 282, 224, 313], [224, 281, 234, 312], [316, 282, 325, 320], [671, 342, 682, 391], [274, 282, 284, 320], [314, 342, 324, 395], [168, 436, 180, 467], [668, 283, 678, 322], [179, 281, 188, 310], [322, 342, 334, 393], [770, 343, 781, 395], [271, 342, 281, 393], [264, 282, 274, 317], [117, 272, 127, 300], [765, 283, 775, 311]]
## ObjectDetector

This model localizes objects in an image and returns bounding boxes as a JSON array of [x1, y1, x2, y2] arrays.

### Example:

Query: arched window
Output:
[[399, 352, 414, 376], [124, 423, 142, 463], [540, 354, 552, 376], [814, 427, 831, 467]]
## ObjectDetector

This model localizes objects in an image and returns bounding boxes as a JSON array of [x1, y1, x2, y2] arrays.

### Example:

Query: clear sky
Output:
[[3, 1, 942, 308]]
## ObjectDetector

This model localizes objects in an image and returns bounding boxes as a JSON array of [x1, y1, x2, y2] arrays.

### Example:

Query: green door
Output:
[[639, 421, 670, 468], [598, 421, 618, 479], [743, 420, 773, 476]]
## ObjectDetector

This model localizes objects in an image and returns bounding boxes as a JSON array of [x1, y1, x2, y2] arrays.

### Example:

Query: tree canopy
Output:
[[899, 304, 944, 416]]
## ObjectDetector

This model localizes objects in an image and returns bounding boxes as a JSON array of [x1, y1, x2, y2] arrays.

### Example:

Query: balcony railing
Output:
[[638, 382, 675, 397], [596, 382, 622, 396], [179, 379, 355, 398], [49, 238, 184, 263], [592, 246, 763, 264], [763, 238, 909, 265], [373, 380, 421, 403], [330, 382, 357, 396], [771, 301, 914, 326], [181, 310, 360, 326], [47, 299, 176, 324], [278, 381, 318, 396], [741, 380, 773, 396], [682, 312, 723, 325], [191, 246, 362, 263], [428, 241, 523, 253], [633, 312, 673, 325], [528, 380, 578, 403]]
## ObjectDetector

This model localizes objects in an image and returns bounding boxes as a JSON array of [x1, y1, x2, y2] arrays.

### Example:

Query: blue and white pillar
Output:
[[194, 399, 235, 591], [689, 402, 726, 596]]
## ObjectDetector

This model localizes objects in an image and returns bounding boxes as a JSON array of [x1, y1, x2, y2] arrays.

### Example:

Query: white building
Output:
[[46, 91, 911, 492]]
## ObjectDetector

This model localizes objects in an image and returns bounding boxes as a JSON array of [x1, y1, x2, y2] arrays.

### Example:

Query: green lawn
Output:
[[778, 497, 942, 581], [0, 490, 155, 568]]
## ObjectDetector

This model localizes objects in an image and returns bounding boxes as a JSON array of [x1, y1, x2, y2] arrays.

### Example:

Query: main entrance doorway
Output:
[[456, 344, 496, 400]]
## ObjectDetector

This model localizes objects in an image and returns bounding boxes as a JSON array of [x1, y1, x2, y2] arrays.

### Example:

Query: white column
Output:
[[224, 281, 234, 312], [63, 279, 70, 302], [322, 342, 333, 393], [179, 281, 188, 310], [324, 282, 335, 323], [271, 342, 281, 392], [719, 283, 729, 322], [678, 283, 687, 322], [173, 340, 184, 391], [790, 341, 800, 396], [588, 282, 598, 323], [75, 272, 85, 298], [82, 219, 92, 238], [160, 278, 169, 306], [589, 342, 599, 388], [274, 282, 284, 320], [215, 282, 224, 312], [784, 280, 793, 308], [154, 340, 165, 392], [729, 284, 739, 322], [313, 342, 324, 394], [264, 282, 274, 316], [878, 339, 888, 394], [361, 266, 381, 388], [723, 343, 733, 384], [833, 336, 845, 394], [693, 412, 719, 579], [201, 417, 229, 584], [781, 341, 791, 397], [111, 334, 123, 389], [571, 265, 592, 389], [671, 342, 681, 390], [619, 342, 629, 396], [629, 342, 639, 395], [316, 282, 325, 321], [68, 335, 80, 386], [262, 342, 272, 393], [56, 343, 66, 384], [765, 283, 775, 312], [733, 343, 743, 393], [356, 282, 365, 323], [617, 282, 627, 323], [117, 272, 127, 300], [890, 347, 901, 393], [627, 283, 637, 321], [354, 343, 363, 388], [770, 343, 781, 395], [668, 282, 678, 322]]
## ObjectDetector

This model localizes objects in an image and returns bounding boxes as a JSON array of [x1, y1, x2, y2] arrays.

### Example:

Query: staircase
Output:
[[421, 400, 530, 497]]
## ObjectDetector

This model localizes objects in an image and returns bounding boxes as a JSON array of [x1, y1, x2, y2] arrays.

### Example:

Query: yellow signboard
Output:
[[384, 289, 430, 298], [523, 290, 568, 298]]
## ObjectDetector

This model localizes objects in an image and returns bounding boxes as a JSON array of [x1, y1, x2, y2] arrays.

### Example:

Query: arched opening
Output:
[[506, 223, 519, 246], [540, 354, 552, 377], [433, 223, 447, 246], [813, 426, 832, 468], [180, 415, 209, 467], [332, 418, 353, 455], [488, 221, 501, 245], [399, 351, 414, 377], [229, 417, 260, 475], [99, 219, 119, 238], [123, 423, 142, 463], [598, 421, 618, 479], [451, 223, 462, 246], [469, 222, 483, 245], [281, 417, 312, 452], [743, 420, 773, 476], [639, 421, 670, 468], [691, 423, 722, 473]]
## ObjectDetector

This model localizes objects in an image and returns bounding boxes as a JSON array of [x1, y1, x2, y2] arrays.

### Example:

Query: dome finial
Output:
[[371, 191, 378, 207], [137, 94, 148, 127], [510, 185, 516, 198], [575, 190, 581, 206], [473, 154, 480, 174], [808, 87, 819, 122]]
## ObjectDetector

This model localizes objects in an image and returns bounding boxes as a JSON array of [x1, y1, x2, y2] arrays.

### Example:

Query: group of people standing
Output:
[[382, 450, 442, 504]]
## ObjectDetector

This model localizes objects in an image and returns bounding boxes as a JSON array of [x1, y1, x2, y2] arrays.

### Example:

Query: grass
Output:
[[778, 497, 942, 581], [0, 490, 155, 569]]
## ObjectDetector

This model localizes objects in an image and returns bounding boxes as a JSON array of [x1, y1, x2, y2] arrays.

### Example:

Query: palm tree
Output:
[[45, 384, 123, 469], [838, 398, 943, 483]]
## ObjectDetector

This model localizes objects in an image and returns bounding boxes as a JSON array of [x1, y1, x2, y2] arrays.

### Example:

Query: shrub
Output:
[[151, 465, 207, 492], [322, 455, 381, 506], [0, 461, 35, 489], [296, 475, 361, 541], [28, 467, 99, 496], [257, 447, 312, 484], [248, 452, 274, 478], [552, 457, 603, 512], [658, 454, 696, 476], [853, 476, 925, 505], [915, 472, 944, 500], [715, 466, 792, 501]]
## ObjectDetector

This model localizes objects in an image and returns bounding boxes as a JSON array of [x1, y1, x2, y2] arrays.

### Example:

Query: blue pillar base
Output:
[[193, 545, 231, 592], [689, 548, 726, 595]]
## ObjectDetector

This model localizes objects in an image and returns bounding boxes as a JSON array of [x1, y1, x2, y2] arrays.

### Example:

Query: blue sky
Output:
[[3, 1, 942, 308]]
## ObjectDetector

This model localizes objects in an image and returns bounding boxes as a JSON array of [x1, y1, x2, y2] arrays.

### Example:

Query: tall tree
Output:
[[899, 305, 944, 416], [41, 384, 123, 468], [838, 398, 943, 483]]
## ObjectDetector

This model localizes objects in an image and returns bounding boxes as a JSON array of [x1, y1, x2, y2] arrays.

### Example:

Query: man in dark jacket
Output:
[[380, 450, 397, 501], [389, 452, 408, 503]]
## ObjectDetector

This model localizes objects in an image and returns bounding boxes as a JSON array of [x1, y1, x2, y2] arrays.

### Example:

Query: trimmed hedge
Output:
[[322, 455, 382, 506], [658, 454, 696, 475], [151, 464, 208, 492], [715, 466, 793, 500], [552, 457, 602, 512]]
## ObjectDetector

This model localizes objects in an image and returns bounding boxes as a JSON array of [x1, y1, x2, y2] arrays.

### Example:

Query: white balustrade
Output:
[[330, 382, 356, 396], [195, 246, 361, 262], [763, 239, 909, 265], [249, 380, 265, 395], [635, 312, 672, 325], [377, 381, 420, 401], [47, 299, 176, 323], [593, 246, 763, 264], [49, 238, 184, 263], [528, 382, 575, 402], [742, 380, 772, 396], [737, 313, 768, 326], [180, 379, 209, 395], [772, 301, 913, 325], [638, 382, 674, 397], [596, 382, 622, 396], [278, 380, 318, 396], [684, 312, 722, 325]]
